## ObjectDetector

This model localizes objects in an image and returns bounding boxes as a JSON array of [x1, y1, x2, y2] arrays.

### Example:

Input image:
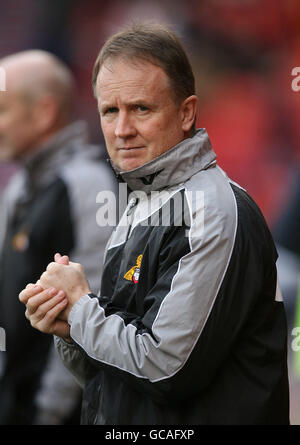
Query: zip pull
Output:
[[127, 197, 138, 216], [125, 197, 139, 241]]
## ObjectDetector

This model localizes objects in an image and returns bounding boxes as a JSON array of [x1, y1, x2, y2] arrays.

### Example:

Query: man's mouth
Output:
[[118, 146, 144, 151]]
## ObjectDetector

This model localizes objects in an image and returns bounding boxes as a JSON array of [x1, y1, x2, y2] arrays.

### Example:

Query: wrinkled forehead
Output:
[[96, 56, 172, 98]]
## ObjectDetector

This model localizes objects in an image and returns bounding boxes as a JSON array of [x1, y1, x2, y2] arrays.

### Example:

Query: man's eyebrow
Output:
[[98, 98, 154, 112], [98, 102, 116, 112]]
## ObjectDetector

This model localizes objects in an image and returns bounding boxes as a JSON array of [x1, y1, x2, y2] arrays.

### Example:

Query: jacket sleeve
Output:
[[66, 185, 277, 402], [54, 336, 86, 388]]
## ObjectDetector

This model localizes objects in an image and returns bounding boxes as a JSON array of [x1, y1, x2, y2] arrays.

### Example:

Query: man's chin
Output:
[[118, 158, 146, 172]]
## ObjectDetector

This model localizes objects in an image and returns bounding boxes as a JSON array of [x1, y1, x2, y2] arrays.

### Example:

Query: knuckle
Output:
[[46, 262, 55, 272], [34, 307, 42, 319], [44, 312, 54, 325], [26, 300, 34, 311], [40, 271, 48, 282], [29, 317, 37, 329], [75, 263, 84, 273], [19, 290, 25, 302]]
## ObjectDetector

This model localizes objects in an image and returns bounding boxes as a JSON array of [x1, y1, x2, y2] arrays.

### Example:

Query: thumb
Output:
[[54, 253, 70, 265]]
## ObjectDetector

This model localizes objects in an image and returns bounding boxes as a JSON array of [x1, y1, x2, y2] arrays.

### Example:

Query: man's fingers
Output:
[[43, 298, 68, 324], [46, 262, 57, 272], [55, 253, 70, 265], [39, 270, 56, 288], [26, 283, 34, 289], [27, 290, 67, 321], [35, 299, 69, 334], [19, 284, 44, 304], [69, 261, 84, 272], [25, 288, 61, 314], [60, 256, 70, 265]]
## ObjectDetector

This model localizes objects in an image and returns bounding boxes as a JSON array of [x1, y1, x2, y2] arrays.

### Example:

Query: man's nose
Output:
[[115, 111, 137, 138]]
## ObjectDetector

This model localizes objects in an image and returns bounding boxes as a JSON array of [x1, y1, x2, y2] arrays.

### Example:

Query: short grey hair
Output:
[[92, 22, 195, 106]]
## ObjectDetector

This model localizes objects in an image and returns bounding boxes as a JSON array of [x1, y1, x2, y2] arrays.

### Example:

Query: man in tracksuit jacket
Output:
[[20, 24, 290, 425]]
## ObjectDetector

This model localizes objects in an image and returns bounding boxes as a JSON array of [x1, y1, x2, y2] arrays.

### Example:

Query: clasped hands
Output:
[[19, 253, 91, 341]]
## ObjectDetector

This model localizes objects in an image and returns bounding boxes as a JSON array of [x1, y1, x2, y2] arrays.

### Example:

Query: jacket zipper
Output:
[[125, 197, 139, 241]]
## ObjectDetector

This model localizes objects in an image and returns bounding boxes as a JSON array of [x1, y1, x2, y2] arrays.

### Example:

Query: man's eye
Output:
[[137, 105, 148, 112], [104, 107, 118, 114]]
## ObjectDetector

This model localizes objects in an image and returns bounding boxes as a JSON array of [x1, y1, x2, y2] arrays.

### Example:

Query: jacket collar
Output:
[[110, 128, 217, 193]]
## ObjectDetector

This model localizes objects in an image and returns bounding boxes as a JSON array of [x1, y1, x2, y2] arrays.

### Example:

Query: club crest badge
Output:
[[12, 229, 29, 252], [124, 254, 143, 284]]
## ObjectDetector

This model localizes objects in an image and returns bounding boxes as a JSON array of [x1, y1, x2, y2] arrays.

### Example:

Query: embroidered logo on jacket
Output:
[[12, 229, 29, 252], [124, 254, 143, 283], [139, 169, 164, 185]]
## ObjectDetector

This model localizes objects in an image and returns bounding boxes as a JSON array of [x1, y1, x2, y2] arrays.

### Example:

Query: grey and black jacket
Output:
[[56, 128, 289, 425], [0, 121, 115, 424]]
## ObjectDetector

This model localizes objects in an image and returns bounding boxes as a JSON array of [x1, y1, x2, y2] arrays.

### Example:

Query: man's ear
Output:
[[180, 95, 198, 134]]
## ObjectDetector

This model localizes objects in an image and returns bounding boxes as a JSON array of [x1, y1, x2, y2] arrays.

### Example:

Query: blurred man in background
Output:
[[0, 50, 115, 424]]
